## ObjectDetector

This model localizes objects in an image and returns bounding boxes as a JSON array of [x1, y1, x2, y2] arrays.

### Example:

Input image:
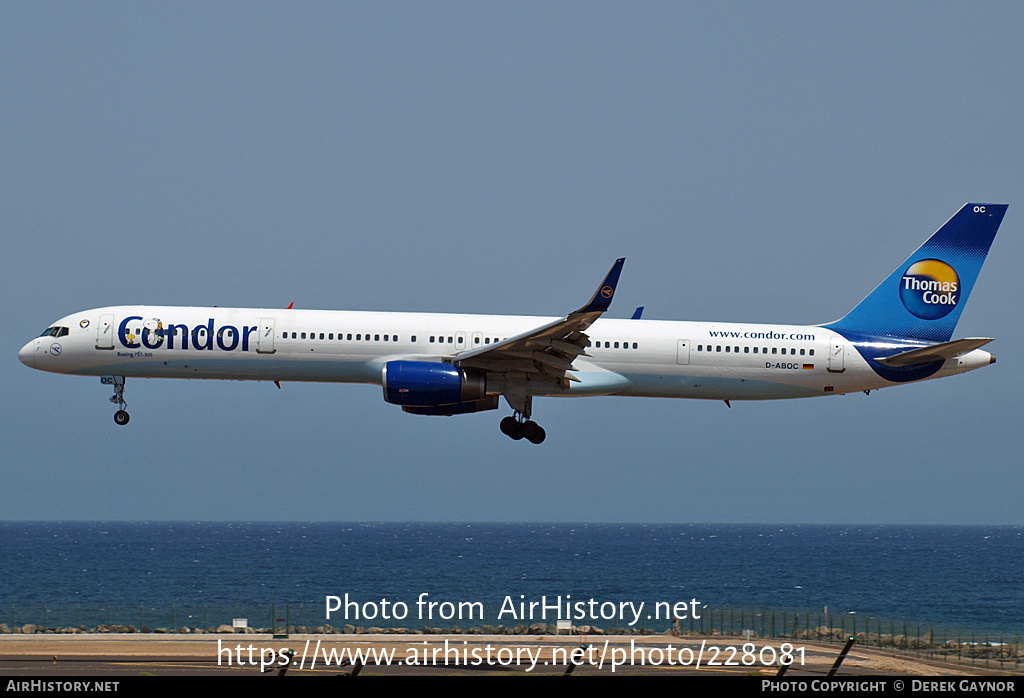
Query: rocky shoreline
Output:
[[1, 622, 650, 636]]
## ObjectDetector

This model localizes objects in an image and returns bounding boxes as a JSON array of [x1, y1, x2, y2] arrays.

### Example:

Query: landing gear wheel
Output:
[[500, 415, 545, 443], [500, 416, 519, 437], [114, 410, 130, 426], [522, 420, 546, 444], [500, 416, 524, 440]]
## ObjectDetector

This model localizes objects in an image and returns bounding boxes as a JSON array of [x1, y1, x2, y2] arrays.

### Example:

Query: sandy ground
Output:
[[0, 633, 1016, 676]]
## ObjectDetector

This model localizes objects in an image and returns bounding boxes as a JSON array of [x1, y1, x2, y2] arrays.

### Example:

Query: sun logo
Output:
[[899, 259, 960, 320]]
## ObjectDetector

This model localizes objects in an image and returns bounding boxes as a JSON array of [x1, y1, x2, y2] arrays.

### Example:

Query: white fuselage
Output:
[[19, 305, 994, 402]]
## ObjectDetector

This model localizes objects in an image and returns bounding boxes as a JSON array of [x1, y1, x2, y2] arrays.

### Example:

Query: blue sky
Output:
[[3, 3, 1022, 522]]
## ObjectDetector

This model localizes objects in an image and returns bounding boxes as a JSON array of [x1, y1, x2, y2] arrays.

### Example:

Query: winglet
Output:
[[575, 258, 625, 314]]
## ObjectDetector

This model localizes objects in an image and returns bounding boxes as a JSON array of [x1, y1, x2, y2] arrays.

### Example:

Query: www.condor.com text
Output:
[[217, 639, 804, 673]]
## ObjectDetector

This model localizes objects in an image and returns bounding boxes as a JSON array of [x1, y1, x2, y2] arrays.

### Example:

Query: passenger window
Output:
[[772, 347, 777, 354], [301, 332, 306, 339], [716, 346, 722, 352], [375, 335, 380, 341], [411, 336, 417, 342], [744, 346, 749, 353], [430, 336, 435, 343], [632, 342, 637, 349], [614, 342, 619, 349], [384, 335, 389, 341], [809, 349, 814, 356], [800, 349, 805, 355], [725, 346, 730, 353]]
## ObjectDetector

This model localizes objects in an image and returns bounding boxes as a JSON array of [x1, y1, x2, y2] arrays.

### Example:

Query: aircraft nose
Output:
[[19, 340, 36, 368]]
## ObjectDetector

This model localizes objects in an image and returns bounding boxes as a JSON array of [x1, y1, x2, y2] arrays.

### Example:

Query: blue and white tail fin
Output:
[[822, 203, 1007, 342]]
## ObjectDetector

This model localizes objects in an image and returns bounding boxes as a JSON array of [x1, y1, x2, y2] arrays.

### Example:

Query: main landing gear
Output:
[[499, 392, 545, 444], [103, 376, 130, 425], [499, 414, 546, 444]]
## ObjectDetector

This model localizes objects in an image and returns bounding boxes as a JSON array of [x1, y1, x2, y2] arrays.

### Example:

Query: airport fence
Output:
[[679, 607, 1024, 671], [2, 603, 1021, 671]]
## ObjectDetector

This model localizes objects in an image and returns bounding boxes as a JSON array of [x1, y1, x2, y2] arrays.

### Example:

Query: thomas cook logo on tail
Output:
[[899, 259, 960, 320]]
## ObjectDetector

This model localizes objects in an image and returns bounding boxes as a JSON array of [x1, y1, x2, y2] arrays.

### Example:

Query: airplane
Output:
[[19, 203, 1006, 444]]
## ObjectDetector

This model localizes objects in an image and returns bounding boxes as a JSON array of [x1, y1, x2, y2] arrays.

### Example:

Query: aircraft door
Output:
[[257, 318, 276, 354], [828, 338, 845, 373], [96, 314, 115, 349], [455, 332, 466, 351], [676, 339, 691, 365]]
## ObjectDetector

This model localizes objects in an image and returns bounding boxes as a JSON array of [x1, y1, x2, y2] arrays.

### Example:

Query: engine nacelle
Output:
[[382, 361, 488, 407]]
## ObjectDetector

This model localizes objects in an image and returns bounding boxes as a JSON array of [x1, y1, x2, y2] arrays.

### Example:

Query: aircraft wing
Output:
[[874, 337, 994, 367], [453, 258, 624, 388]]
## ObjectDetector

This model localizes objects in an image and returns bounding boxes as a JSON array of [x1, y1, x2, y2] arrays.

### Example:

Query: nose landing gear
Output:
[[102, 376, 130, 425]]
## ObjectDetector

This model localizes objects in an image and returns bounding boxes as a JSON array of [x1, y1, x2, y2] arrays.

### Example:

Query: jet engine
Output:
[[382, 361, 488, 407]]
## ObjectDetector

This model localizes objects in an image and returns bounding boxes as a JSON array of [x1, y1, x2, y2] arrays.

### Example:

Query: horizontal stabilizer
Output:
[[875, 338, 993, 367]]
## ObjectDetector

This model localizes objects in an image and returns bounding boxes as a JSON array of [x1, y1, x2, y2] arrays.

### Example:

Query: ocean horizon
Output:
[[1, 522, 1021, 637]]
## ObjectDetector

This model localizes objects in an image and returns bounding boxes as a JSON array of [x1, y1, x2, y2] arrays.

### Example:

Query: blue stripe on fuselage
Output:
[[830, 329, 943, 383]]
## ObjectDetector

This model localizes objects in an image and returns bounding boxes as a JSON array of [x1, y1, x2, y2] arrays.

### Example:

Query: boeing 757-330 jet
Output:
[[19, 203, 1007, 444]]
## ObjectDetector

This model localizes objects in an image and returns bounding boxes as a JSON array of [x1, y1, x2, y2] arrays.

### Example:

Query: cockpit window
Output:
[[38, 327, 69, 338]]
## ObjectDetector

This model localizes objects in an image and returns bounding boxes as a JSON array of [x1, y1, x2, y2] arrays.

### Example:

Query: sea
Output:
[[1, 522, 1021, 637]]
